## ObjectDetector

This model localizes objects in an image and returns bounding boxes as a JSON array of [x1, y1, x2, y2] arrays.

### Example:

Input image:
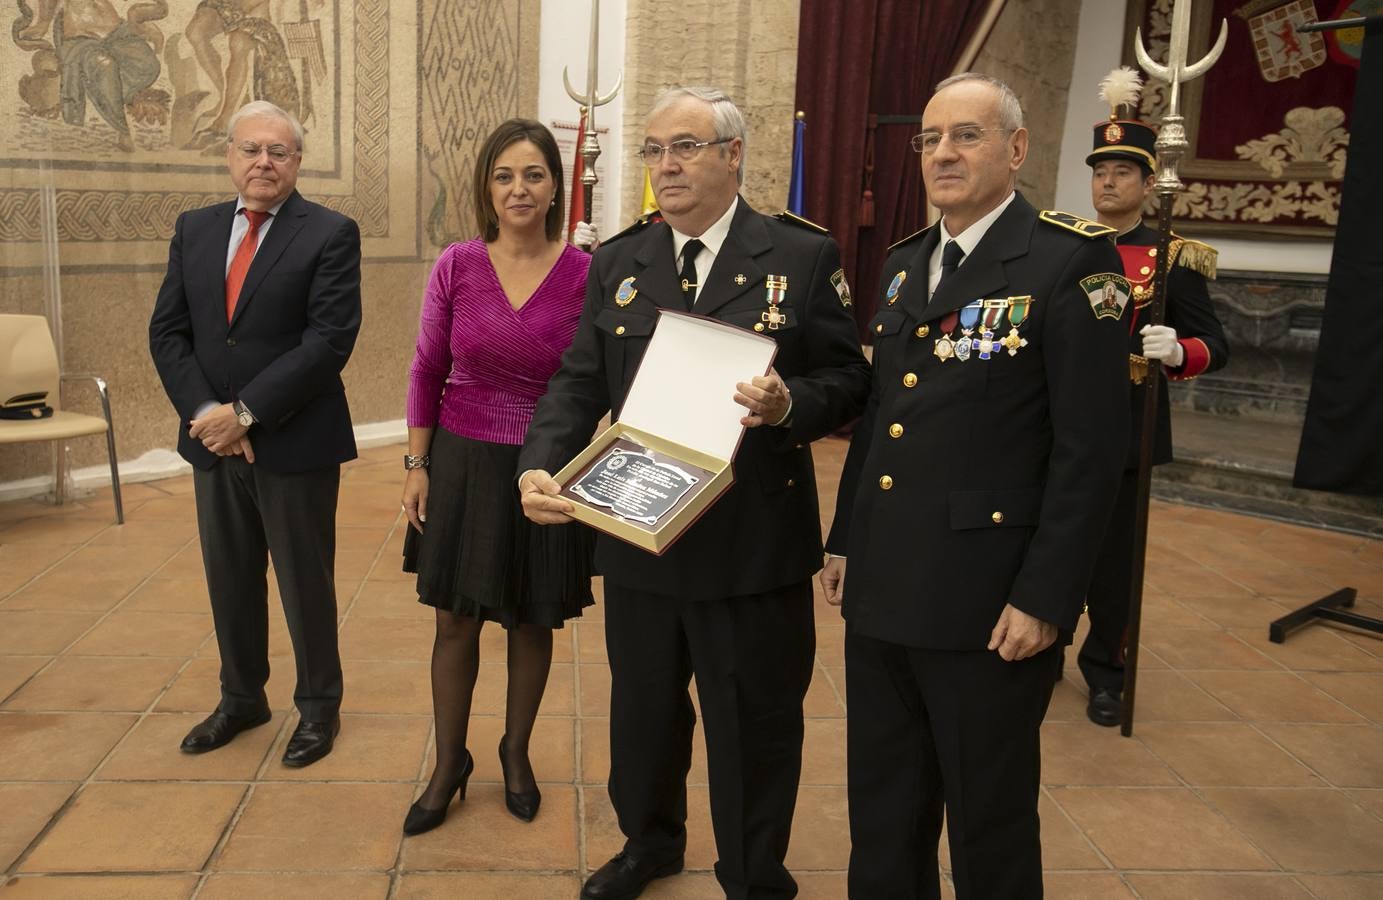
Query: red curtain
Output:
[[795, 1, 992, 338]]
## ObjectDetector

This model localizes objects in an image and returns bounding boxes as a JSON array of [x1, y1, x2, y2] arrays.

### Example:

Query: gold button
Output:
[[1148, 248, 1158, 257], [902, 373, 918, 388], [754, 323, 765, 332], [991, 511, 1004, 524], [915, 324, 930, 338], [888, 423, 903, 438], [875, 323, 884, 334], [879, 475, 894, 490], [615, 325, 626, 335], [1140, 265, 1151, 276], [786, 478, 796, 488]]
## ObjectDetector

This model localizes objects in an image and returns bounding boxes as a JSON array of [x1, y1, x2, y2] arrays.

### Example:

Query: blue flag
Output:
[[787, 113, 806, 216]]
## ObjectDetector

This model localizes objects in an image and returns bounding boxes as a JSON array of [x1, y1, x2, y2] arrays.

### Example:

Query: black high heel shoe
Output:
[[403, 749, 474, 835], [498, 734, 541, 822]]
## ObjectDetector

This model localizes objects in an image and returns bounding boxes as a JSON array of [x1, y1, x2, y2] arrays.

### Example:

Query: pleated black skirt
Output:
[[402, 427, 594, 628]]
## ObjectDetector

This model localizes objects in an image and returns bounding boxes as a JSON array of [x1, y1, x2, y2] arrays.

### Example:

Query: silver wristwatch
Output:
[[232, 400, 255, 428]]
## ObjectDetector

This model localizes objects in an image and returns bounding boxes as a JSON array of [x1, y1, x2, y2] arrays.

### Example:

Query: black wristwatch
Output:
[[404, 454, 430, 470]]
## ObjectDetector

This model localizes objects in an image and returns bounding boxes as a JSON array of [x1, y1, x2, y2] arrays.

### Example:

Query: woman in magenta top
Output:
[[399, 119, 594, 835]]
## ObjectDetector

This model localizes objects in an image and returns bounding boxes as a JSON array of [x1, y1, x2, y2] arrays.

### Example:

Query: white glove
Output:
[[1140, 324, 1184, 367], [572, 221, 598, 250]]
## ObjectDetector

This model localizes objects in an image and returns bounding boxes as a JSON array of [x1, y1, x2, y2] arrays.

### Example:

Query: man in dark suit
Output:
[[149, 100, 362, 768], [1080, 104, 1229, 726], [518, 86, 869, 900], [819, 74, 1131, 898]]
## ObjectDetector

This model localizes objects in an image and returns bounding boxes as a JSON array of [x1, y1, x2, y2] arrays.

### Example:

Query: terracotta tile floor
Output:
[[2, 439, 1382, 899]]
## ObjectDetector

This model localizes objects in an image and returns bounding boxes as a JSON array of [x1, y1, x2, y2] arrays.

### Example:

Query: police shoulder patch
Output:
[[888, 224, 934, 253], [775, 210, 829, 234], [602, 215, 654, 246], [1078, 273, 1132, 321], [1039, 210, 1117, 239], [829, 268, 852, 308]]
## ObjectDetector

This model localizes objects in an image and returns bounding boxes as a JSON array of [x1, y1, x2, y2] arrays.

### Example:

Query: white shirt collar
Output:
[[669, 196, 739, 264], [929, 191, 1016, 294], [938, 190, 1016, 257], [234, 196, 289, 217]]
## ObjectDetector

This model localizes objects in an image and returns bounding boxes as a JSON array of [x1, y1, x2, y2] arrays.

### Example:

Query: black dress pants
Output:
[[603, 580, 815, 900], [844, 630, 1059, 900], [193, 456, 343, 721], [1078, 467, 1138, 693]]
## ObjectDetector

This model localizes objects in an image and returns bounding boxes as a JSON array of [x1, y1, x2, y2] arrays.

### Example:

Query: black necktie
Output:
[[937, 239, 964, 292], [679, 239, 705, 309]]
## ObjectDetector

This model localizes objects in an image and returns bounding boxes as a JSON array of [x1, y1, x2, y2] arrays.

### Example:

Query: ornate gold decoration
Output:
[[1235, 106, 1349, 179]]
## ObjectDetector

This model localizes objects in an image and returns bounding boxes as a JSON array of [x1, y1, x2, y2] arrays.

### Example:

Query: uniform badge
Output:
[[955, 301, 982, 361], [933, 310, 959, 362], [830, 268, 852, 308], [615, 276, 638, 307], [975, 300, 1008, 360], [885, 271, 906, 306], [1104, 123, 1124, 144], [1001, 296, 1033, 356], [1079, 273, 1132, 321], [762, 274, 788, 330]]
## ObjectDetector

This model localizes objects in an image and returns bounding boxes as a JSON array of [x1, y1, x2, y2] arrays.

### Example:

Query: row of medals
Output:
[[932, 297, 1034, 363]]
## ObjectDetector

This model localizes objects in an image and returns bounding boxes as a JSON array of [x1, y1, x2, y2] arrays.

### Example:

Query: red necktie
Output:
[[226, 209, 270, 322]]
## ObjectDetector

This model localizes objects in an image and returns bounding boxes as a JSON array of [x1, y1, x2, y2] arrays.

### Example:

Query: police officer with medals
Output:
[[819, 73, 1131, 898], [1079, 67, 1229, 727], [518, 86, 869, 899]]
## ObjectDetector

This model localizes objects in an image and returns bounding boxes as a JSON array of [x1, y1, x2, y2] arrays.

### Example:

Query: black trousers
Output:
[[193, 457, 343, 721], [1078, 467, 1138, 693], [603, 580, 815, 900], [844, 630, 1059, 900]]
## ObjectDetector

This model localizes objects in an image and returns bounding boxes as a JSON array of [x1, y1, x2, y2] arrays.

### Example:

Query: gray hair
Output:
[[226, 101, 305, 152], [934, 73, 1024, 131], [649, 86, 747, 185]]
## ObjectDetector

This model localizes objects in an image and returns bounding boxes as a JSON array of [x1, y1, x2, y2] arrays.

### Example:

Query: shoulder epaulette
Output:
[[887, 224, 934, 253], [1167, 235, 1218, 280], [602, 214, 655, 245], [1038, 210, 1117, 239], [774, 210, 829, 234]]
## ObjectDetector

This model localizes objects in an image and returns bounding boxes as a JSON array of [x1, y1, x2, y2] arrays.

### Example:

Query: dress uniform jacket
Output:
[[518, 198, 870, 599], [1117, 222, 1229, 468], [826, 193, 1130, 647]]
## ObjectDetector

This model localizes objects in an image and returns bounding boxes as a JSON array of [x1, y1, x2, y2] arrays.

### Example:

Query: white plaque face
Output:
[[619, 311, 778, 461]]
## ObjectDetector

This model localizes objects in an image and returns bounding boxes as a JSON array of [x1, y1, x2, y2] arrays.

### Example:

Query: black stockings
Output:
[[420, 610, 552, 807]]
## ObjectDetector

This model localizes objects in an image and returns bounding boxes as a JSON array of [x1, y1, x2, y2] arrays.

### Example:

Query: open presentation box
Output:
[[553, 310, 778, 555]]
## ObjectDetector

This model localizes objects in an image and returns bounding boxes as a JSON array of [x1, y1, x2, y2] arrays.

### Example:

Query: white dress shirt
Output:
[[927, 191, 1017, 296]]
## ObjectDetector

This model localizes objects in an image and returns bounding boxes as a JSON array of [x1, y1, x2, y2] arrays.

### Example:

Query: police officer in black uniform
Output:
[[820, 73, 1130, 899], [1079, 74, 1229, 726], [518, 85, 869, 900]]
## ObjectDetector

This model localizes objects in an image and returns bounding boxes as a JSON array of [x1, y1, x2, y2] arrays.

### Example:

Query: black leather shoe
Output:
[[179, 708, 271, 754], [498, 734, 541, 822], [580, 851, 684, 900], [282, 715, 340, 767], [403, 750, 474, 836], [1087, 687, 1124, 727]]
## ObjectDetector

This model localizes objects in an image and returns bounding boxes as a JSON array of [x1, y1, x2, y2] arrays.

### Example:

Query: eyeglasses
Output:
[[232, 142, 300, 163], [637, 137, 733, 165], [910, 127, 1014, 154]]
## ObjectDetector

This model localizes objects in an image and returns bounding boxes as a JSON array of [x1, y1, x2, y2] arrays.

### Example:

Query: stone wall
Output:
[[618, 0, 802, 224], [1, 0, 540, 481], [972, 0, 1083, 210]]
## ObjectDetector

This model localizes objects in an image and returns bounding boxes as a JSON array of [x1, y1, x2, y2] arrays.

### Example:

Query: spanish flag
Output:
[[641, 168, 658, 217]]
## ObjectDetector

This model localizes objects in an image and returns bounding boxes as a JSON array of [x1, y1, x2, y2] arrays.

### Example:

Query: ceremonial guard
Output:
[[1079, 68, 1229, 726], [821, 73, 1131, 898]]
